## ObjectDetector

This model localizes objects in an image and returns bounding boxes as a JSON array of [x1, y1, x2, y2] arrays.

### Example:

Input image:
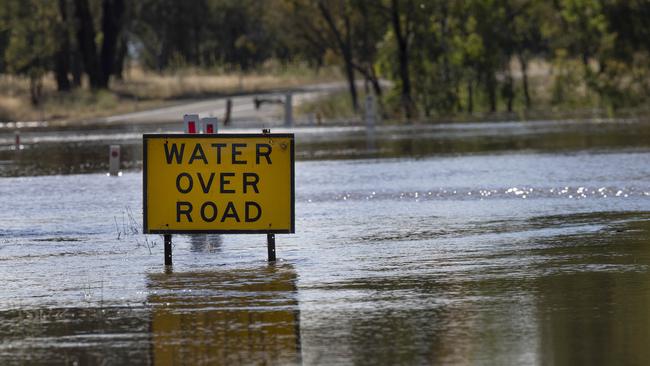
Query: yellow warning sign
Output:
[[143, 134, 294, 233]]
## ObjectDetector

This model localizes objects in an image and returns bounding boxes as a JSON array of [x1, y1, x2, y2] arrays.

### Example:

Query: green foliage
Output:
[[5, 2, 56, 76], [298, 90, 359, 121], [0, 0, 649, 117], [1, 1, 59, 104], [133, 0, 288, 71]]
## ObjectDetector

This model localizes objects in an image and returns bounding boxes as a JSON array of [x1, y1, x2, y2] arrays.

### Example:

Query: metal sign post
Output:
[[164, 234, 172, 265], [267, 233, 276, 262]]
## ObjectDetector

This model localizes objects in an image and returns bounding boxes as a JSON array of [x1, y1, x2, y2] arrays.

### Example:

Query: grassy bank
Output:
[[3, 59, 649, 125], [298, 89, 650, 124], [0, 64, 340, 123], [298, 59, 650, 124]]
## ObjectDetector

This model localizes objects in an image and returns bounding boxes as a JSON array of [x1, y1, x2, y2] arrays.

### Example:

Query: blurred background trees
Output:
[[0, 0, 649, 119]]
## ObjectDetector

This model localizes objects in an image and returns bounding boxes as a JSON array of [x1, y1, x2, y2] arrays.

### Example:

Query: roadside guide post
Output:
[[284, 93, 293, 127], [109, 145, 120, 176], [183, 114, 200, 134], [144, 122, 293, 266], [201, 117, 218, 134], [224, 99, 232, 125]]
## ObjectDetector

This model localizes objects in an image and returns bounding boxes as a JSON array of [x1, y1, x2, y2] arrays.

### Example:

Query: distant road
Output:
[[101, 81, 353, 127]]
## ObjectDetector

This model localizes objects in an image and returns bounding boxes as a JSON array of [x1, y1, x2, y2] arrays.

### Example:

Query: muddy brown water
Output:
[[0, 119, 649, 365]]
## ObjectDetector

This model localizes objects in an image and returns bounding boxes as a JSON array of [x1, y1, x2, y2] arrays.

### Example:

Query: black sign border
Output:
[[143, 133, 295, 234]]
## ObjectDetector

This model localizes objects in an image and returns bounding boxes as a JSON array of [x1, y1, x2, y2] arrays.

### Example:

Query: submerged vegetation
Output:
[[0, 0, 649, 122]]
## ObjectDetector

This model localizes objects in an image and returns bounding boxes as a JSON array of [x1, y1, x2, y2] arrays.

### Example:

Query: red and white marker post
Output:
[[109, 145, 120, 176], [201, 117, 218, 134], [183, 114, 200, 134]]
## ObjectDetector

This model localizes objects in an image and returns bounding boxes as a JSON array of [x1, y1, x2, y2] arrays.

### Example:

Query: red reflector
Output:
[[111, 151, 119, 158], [188, 121, 196, 134], [206, 124, 214, 133]]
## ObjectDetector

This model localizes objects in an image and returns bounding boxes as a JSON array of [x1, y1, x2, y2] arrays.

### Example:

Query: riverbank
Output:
[[0, 65, 340, 124], [298, 88, 650, 125], [3, 66, 650, 129]]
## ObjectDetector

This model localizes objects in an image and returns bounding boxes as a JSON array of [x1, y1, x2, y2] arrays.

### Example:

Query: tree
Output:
[[387, 0, 415, 119], [510, 0, 550, 109], [4, 1, 57, 105], [285, 0, 386, 113], [73, 0, 125, 89], [54, 0, 72, 91], [317, 0, 359, 111]]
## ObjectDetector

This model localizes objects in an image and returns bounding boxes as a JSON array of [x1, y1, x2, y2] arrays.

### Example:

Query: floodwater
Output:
[[1, 118, 650, 365]]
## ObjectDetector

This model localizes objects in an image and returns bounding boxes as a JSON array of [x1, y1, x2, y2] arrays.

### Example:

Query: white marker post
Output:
[[201, 117, 218, 134], [284, 93, 293, 127], [183, 114, 200, 134], [109, 145, 120, 176]]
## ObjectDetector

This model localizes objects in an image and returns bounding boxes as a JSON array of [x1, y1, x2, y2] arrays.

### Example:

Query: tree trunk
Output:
[[390, 0, 413, 120], [99, 0, 125, 87], [352, 62, 383, 99], [29, 75, 43, 106], [342, 55, 358, 112], [486, 72, 497, 113], [369, 66, 382, 97], [317, 2, 358, 111], [113, 35, 128, 80], [518, 53, 531, 109], [74, 0, 102, 89], [54, 0, 71, 91], [71, 49, 83, 87], [467, 79, 473, 113], [505, 74, 514, 113], [455, 82, 462, 112], [73, 0, 125, 89], [54, 54, 71, 92], [341, 24, 358, 112]]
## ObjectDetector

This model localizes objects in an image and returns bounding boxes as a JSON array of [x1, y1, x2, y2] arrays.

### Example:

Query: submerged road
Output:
[[100, 81, 351, 127], [1, 114, 650, 363]]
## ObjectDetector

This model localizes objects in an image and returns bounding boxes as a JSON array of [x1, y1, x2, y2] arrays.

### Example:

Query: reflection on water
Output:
[[534, 217, 650, 365], [0, 141, 142, 176], [147, 264, 300, 365], [189, 234, 223, 253], [2, 119, 650, 176], [0, 307, 151, 365], [0, 264, 301, 365], [1, 119, 650, 363], [299, 212, 650, 365]]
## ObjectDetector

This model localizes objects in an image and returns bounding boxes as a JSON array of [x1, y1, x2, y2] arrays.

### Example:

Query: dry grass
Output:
[[114, 66, 336, 100], [0, 64, 340, 123]]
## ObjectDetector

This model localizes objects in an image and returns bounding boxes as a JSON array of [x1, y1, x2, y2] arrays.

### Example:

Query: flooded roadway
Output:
[[1, 119, 650, 364]]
